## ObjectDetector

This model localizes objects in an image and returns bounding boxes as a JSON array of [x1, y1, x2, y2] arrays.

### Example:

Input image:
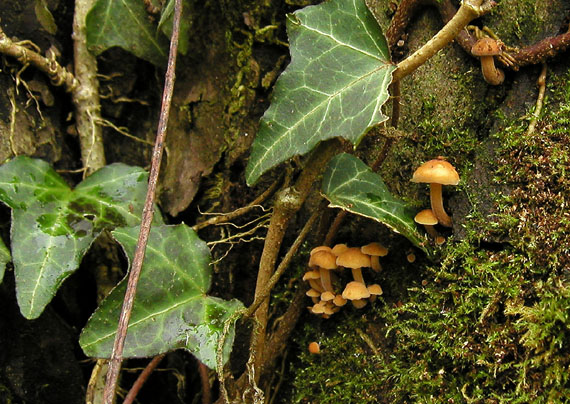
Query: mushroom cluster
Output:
[[303, 243, 386, 318], [412, 159, 459, 243]]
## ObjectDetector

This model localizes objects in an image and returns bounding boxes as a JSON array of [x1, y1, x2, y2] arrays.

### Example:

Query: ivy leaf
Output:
[[79, 224, 244, 369], [0, 237, 10, 284], [86, 0, 168, 66], [322, 154, 427, 251], [245, 0, 395, 185], [0, 157, 159, 319]]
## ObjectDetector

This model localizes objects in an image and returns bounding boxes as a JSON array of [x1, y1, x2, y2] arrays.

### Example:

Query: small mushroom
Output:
[[341, 281, 371, 300], [320, 291, 335, 302], [306, 288, 321, 298], [361, 242, 388, 272], [309, 248, 337, 292], [332, 295, 347, 307], [331, 243, 349, 256], [308, 341, 320, 354], [368, 283, 383, 302], [336, 247, 371, 285], [411, 159, 459, 227], [414, 209, 439, 239], [471, 37, 505, 85]]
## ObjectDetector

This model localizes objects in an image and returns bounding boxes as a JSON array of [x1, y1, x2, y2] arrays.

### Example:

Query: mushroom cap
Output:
[[311, 302, 327, 314], [310, 245, 332, 255], [368, 284, 383, 296], [331, 243, 349, 256], [308, 341, 320, 354], [414, 209, 438, 225], [471, 37, 502, 56], [411, 159, 459, 185], [342, 281, 371, 300], [306, 288, 321, 298], [321, 291, 335, 301], [309, 250, 337, 269], [302, 270, 321, 281], [332, 295, 347, 307], [361, 242, 388, 257], [336, 247, 371, 269]]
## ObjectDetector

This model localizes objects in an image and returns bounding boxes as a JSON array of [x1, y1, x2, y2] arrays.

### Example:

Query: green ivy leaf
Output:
[[86, 0, 168, 66], [79, 224, 244, 369], [0, 237, 11, 284], [0, 157, 159, 319], [245, 0, 395, 185], [322, 154, 428, 251]]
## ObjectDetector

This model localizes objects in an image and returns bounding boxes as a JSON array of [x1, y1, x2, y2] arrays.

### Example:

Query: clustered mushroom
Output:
[[411, 159, 459, 245], [303, 243, 387, 317]]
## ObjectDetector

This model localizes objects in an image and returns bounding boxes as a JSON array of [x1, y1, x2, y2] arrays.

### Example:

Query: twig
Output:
[[73, 0, 106, 175], [244, 207, 320, 318], [393, 0, 496, 81], [102, 0, 183, 402], [123, 354, 166, 404], [388, 0, 570, 70], [0, 27, 78, 92], [526, 63, 547, 136], [193, 178, 281, 231]]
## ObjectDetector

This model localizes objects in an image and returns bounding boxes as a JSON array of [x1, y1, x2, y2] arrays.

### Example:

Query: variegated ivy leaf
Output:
[[0, 157, 161, 319], [80, 224, 244, 369], [246, 0, 394, 185]]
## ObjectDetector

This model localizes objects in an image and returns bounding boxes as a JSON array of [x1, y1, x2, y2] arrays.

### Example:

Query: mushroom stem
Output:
[[319, 268, 333, 291], [429, 183, 453, 227], [351, 267, 365, 285], [480, 56, 505, 85], [370, 256, 382, 272], [308, 279, 324, 293], [423, 224, 439, 238]]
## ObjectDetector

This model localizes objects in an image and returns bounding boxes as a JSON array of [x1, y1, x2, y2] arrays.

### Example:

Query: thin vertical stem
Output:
[[102, 0, 183, 402]]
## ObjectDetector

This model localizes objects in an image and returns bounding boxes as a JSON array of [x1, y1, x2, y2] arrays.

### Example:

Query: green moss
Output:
[[283, 65, 570, 404]]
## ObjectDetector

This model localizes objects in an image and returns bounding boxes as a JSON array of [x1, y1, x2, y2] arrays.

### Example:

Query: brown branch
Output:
[[511, 32, 570, 67], [102, 0, 183, 402], [393, 0, 496, 81], [243, 207, 320, 319], [123, 354, 166, 404], [73, 0, 106, 175], [248, 139, 341, 382], [0, 28, 78, 92]]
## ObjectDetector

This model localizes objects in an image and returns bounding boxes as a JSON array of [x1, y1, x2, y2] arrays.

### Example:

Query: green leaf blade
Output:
[[322, 154, 428, 252], [245, 0, 395, 185], [80, 224, 244, 369], [86, 0, 168, 66], [0, 158, 157, 319]]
